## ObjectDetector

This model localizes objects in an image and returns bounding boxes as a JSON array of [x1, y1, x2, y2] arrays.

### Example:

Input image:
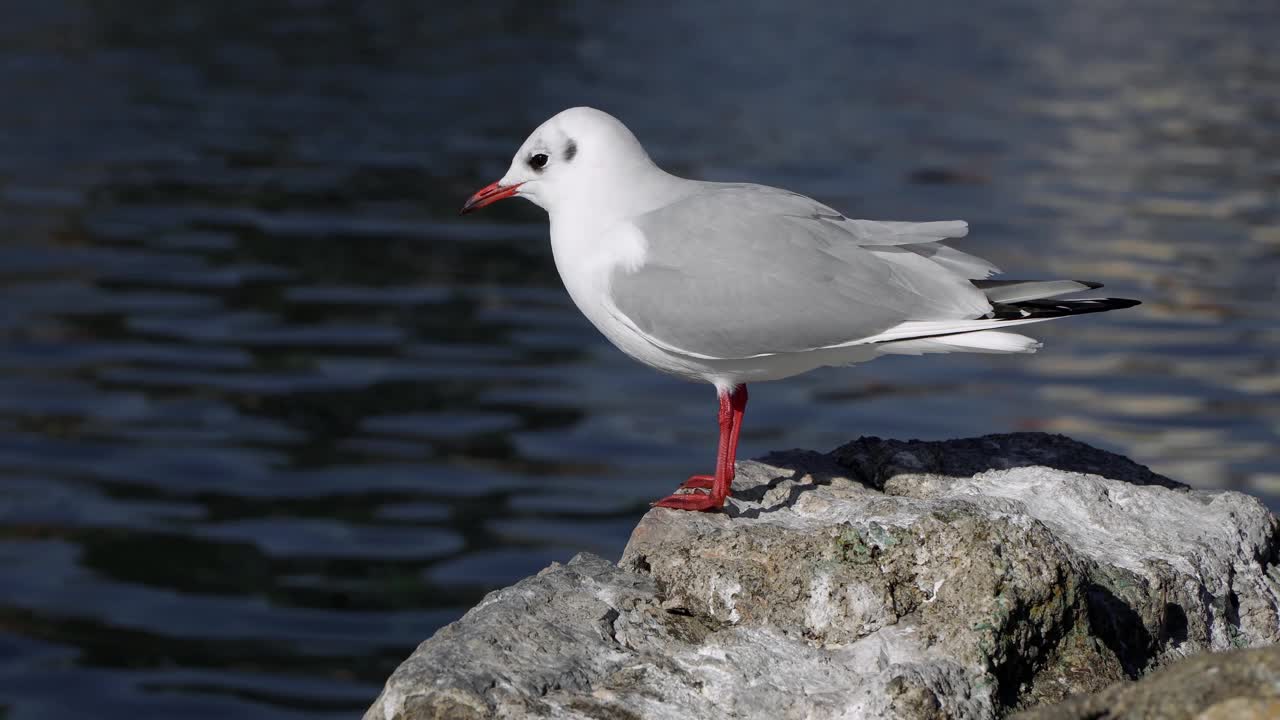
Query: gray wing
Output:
[[608, 183, 994, 359]]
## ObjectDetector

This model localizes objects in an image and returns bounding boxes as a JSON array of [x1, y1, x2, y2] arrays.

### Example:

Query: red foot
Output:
[[652, 385, 747, 514], [651, 490, 723, 511], [678, 474, 714, 490]]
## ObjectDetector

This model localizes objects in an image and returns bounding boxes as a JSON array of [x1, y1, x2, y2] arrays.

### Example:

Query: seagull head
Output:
[[460, 107, 660, 217]]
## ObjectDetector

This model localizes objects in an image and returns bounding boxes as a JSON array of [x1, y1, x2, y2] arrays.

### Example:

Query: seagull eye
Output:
[[529, 153, 549, 170]]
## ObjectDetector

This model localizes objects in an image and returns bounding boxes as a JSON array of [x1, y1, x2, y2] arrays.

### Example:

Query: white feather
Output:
[[879, 330, 1041, 356]]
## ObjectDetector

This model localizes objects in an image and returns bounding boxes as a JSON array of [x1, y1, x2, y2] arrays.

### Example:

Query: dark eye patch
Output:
[[564, 139, 577, 162], [529, 153, 549, 170]]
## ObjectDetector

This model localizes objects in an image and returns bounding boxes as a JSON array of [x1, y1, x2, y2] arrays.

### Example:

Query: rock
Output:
[[1197, 697, 1280, 720], [365, 433, 1280, 720], [1012, 645, 1280, 720]]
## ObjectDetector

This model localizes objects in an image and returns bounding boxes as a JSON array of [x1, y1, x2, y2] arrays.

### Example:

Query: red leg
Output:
[[654, 385, 749, 511], [710, 384, 747, 505]]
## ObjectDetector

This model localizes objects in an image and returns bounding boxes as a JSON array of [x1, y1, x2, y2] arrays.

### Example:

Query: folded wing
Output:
[[606, 183, 995, 360]]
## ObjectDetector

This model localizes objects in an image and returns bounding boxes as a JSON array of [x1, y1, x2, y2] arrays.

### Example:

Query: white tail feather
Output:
[[878, 330, 1041, 356], [849, 314, 1060, 345]]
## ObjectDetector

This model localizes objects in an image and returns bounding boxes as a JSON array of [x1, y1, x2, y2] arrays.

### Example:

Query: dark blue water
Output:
[[1, 1, 1277, 717]]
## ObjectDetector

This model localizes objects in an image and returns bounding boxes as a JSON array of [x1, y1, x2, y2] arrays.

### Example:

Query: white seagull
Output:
[[460, 107, 1139, 511]]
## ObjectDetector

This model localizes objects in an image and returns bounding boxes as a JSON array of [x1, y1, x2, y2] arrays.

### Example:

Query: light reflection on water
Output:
[[0, 1, 1276, 716]]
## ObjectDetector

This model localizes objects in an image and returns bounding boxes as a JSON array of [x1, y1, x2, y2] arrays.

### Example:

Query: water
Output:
[[0, 0, 1276, 716]]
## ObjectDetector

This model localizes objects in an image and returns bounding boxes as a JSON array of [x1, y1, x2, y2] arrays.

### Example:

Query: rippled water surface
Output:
[[1, 1, 1277, 716]]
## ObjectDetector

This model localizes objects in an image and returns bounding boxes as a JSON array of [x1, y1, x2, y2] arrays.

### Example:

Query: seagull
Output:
[[460, 107, 1139, 512]]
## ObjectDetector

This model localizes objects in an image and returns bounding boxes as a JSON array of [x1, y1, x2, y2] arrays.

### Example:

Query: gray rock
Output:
[[1012, 645, 1280, 720], [366, 433, 1280, 720]]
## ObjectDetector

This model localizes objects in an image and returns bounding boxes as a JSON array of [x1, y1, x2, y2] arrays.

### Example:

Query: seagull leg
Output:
[[653, 385, 748, 511], [709, 384, 747, 505]]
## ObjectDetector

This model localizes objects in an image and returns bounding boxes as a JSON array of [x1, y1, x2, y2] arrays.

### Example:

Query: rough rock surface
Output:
[[1013, 645, 1280, 720], [366, 433, 1280, 720]]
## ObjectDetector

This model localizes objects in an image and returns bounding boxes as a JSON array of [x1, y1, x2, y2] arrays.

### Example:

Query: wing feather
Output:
[[606, 183, 993, 359]]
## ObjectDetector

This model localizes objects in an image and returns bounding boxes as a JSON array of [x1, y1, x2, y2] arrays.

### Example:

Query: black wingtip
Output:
[[1077, 280, 1105, 290], [992, 296, 1141, 320]]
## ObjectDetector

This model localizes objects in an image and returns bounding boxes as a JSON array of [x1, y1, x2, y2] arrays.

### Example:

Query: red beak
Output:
[[459, 180, 523, 215]]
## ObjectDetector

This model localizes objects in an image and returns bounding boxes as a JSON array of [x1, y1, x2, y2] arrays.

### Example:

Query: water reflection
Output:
[[0, 0, 1276, 717]]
